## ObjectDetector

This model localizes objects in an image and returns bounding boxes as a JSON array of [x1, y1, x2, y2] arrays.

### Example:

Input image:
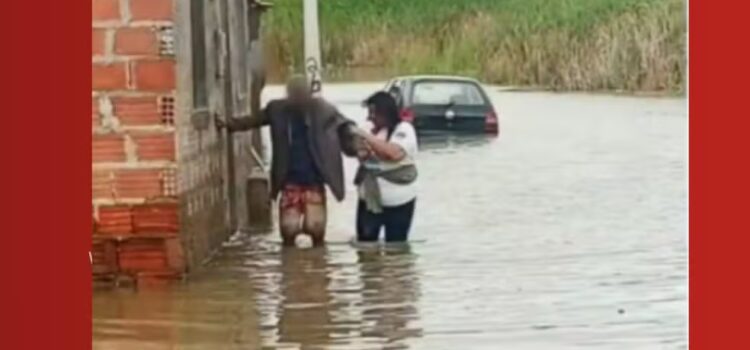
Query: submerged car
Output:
[[382, 75, 499, 135]]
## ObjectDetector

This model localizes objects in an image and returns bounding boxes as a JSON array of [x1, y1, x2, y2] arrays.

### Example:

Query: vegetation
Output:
[[263, 0, 686, 92]]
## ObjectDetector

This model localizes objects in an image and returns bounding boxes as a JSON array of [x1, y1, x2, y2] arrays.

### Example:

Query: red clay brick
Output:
[[92, 134, 126, 163], [133, 60, 175, 91], [115, 169, 162, 199], [120, 256, 167, 271], [132, 133, 175, 161], [92, 170, 113, 199], [111, 96, 161, 126], [92, 29, 106, 56], [132, 203, 179, 233], [118, 238, 168, 271], [92, 98, 100, 128], [115, 27, 159, 56], [93, 63, 128, 91], [97, 205, 133, 236], [93, 0, 120, 21], [129, 0, 173, 21], [91, 239, 119, 275]]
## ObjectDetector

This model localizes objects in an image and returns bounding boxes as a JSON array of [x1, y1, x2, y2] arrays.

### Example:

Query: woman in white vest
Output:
[[352, 92, 419, 242]]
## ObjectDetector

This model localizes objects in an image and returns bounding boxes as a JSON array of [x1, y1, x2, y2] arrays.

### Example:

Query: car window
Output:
[[412, 81, 485, 105]]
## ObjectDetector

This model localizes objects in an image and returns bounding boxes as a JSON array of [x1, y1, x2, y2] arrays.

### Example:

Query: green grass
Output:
[[263, 0, 686, 92]]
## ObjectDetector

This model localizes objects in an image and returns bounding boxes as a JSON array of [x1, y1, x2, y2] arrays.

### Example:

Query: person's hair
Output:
[[364, 91, 401, 138]]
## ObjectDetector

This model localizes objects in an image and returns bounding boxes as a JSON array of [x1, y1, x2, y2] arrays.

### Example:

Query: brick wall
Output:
[[92, 0, 270, 285], [92, 0, 184, 285], [171, 0, 232, 270], [171, 0, 268, 269]]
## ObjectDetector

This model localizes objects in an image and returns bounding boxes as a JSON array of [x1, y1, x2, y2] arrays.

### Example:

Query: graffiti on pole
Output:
[[305, 57, 322, 93]]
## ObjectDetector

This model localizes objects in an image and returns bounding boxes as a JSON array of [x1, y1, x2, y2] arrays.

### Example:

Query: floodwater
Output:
[[93, 83, 687, 349]]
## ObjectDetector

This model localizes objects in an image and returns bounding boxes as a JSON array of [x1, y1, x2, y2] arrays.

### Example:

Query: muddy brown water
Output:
[[93, 83, 687, 349]]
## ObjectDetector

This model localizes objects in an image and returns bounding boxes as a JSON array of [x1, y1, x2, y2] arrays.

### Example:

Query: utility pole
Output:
[[303, 0, 322, 94]]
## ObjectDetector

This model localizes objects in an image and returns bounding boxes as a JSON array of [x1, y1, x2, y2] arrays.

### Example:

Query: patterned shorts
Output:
[[279, 184, 326, 213]]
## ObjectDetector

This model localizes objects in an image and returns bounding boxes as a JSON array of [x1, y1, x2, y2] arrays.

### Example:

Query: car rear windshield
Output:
[[411, 80, 486, 106]]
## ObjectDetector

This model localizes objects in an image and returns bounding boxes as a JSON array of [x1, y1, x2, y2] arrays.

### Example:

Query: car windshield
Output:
[[411, 80, 486, 105]]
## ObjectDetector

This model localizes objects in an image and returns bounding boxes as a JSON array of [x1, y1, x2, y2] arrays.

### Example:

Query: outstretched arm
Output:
[[228, 109, 269, 132], [217, 104, 271, 132]]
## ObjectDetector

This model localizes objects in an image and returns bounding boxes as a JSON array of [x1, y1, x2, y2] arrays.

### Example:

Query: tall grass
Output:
[[263, 0, 686, 92]]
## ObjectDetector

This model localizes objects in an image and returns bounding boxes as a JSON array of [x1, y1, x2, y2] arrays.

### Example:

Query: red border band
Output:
[[0, 1, 91, 349]]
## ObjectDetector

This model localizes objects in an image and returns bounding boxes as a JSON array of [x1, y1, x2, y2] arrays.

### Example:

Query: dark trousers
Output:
[[356, 199, 416, 242]]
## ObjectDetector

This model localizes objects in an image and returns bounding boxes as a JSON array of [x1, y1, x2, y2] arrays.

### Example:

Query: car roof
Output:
[[390, 75, 483, 84]]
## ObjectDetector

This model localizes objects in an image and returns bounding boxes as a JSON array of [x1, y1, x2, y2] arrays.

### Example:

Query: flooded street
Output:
[[94, 83, 687, 349]]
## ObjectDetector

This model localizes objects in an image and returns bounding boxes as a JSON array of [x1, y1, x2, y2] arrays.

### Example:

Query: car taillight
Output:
[[400, 108, 415, 122], [485, 110, 499, 134]]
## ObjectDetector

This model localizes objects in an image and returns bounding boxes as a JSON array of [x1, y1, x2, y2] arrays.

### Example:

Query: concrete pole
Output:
[[303, 0, 322, 94]]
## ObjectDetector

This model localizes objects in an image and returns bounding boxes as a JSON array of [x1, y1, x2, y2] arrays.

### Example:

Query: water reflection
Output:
[[93, 289, 183, 349], [92, 280, 262, 349], [250, 243, 423, 349], [356, 247, 422, 349], [276, 248, 336, 347]]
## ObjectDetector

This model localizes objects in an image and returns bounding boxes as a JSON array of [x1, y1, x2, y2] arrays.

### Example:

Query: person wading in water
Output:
[[219, 76, 361, 247], [353, 92, 419, 243]]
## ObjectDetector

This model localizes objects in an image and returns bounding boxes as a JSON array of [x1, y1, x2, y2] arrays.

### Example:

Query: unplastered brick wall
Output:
[[171, 0, 234, 267], [92, 0, 184, 284]]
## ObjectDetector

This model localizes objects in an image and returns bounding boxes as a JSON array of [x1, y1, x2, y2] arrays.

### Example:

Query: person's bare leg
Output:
[[279, 203, 303, 247], [303, 189, 327, 247]]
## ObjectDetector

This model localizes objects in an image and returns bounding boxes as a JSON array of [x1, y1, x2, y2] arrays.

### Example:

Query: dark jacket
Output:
[[228, 98, 357, 201]]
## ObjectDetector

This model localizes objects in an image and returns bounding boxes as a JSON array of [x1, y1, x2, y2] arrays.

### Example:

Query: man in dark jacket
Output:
[[220, 76, 360, 247]]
